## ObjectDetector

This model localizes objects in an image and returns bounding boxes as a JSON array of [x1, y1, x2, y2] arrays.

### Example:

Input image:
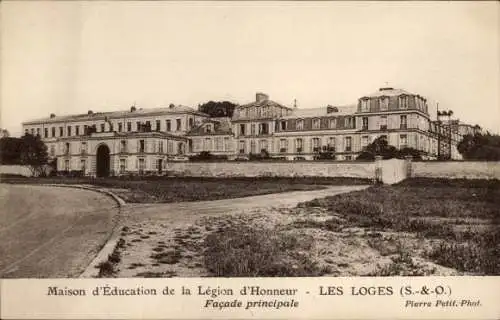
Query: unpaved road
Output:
[[0, 184, 119, 278], [121, 185, 368, 226]]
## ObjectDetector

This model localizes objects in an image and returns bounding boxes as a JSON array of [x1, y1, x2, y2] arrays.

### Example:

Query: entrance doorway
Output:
[[96, 144, 111, 177]]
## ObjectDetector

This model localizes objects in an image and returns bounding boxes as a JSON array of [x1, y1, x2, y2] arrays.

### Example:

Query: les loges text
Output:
[[47, 285, 393, 298]]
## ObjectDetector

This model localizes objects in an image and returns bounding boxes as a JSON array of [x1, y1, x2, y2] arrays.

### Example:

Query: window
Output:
[[259, 123, 269, 135], [205, 124, 213, 134], [67, 126, 72, 136], [380, 97, 389, 111], [158, 141, 164, 153], [260, 139, 268, 152], [280, 121, 287, 131], [30, 128, 35, 135], [204, 138, 211, 151], [145, 121, 151, 132], [127, 122, 132, 132], [345, 136, 352, 152], [25, 129, 29, 135], [59, 127, 64, 136], [215, 137, 223, 151], [139, 139, 145, 153], [312, 138, 320, 152], [189, 118, 194, 129], [328, 137, 336, 151], [178, 142, 185, 155], [167, 141, 173, 154], [83, 125, 88, 135], [176, 119, 182, 131], [239, 140, 245, 154], [120, 159, 126, 174], [35, 128, 40, 136], [239, 124, 246, 136], [361, 99, 370, 112], [250, 124, 256, 135], [279, 139, 288, 153], [138, 158, 145, 174], [295, 138, 303, 153], [44, 128, 49, 138], [118, 123, 123, 132], [52, 127, 56, 137], [344, 117, 352, 128], [250, 140, 257, 154], [166, 120, 171, 132], [361, 136, 369, 149], [100, 124, 105, 132], [224, 137, 230, 151], [400, 134, 408, 148], [109, 123, 114, 132], [81, 159, 86, 172], [380, 116, 388, 130], [75, 126, 80, 136], [399, 96, 408, 109], [156, 120, 161, 132], [362, 117, 369, 130], [345, 155, 352, 161], [65, 142, 71, 154], [329, 118, 337, 129], [64, 160, 70, 171], [136, 121, 141, 132], [313, 119, 320, 129], [50, 145, 56, 157], [400, 115, 407, 129], [296, 119, 304, 130], [120, 140, 127, 153]]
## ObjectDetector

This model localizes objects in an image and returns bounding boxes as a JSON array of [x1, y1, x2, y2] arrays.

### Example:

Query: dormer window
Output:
[[379, 96, 389, 111], [312, 119, 320, 129], [205, 124, 213, 133], [296, 119, 304, 130], [329, 118, 337, 129], [361, 99, 370, 112], [399, 95, 408, 109]]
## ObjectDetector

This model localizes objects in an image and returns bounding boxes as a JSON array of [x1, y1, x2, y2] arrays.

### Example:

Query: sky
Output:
[[1, 1, 499, 136]]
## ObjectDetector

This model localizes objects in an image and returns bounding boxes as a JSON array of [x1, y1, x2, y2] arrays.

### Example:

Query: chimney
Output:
[[327, 105, 338, 113], [169, 103, 175, 109], [88, 110, 93, 115], [50, 113, 56, 118], [130, 106, 136, 112], [379, 87, 394, 91], [256, 92, 269, 103]]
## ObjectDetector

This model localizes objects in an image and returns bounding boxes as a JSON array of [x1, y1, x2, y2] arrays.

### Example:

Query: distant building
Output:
[[22, 88, 474, 176]]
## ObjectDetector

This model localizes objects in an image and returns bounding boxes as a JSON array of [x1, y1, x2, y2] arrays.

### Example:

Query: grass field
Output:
[[0, 175, 370, 203], [197, 178, 499, 276]]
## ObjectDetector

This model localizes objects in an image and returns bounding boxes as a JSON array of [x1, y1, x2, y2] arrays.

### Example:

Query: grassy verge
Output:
[[297, 178, 500, 275], [0, 175, 370, 203]]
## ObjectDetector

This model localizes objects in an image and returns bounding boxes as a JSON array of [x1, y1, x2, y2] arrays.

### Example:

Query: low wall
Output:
[[164, 161, 376, 179], [412, 161, 500, 179], [0, 165, 33, 177]]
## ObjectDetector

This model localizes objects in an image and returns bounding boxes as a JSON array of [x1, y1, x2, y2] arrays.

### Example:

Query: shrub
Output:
[[204, 225, 319, 277]]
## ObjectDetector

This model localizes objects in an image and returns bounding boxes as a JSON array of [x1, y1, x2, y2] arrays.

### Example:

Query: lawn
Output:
[[0, 175, 370, 203]]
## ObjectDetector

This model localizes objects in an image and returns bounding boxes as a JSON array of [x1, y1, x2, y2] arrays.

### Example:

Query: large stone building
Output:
[[22, 87, 471, 176]]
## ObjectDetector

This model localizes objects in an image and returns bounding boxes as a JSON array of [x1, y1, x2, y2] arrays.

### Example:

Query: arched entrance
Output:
[[96, 144, 111, 177]]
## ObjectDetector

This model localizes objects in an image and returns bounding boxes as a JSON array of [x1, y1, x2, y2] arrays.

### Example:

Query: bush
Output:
[[204, 225, 319, 277]]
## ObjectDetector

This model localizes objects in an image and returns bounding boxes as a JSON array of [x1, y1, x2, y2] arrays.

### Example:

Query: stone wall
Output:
[[164, 161, 376, 179], [0, 165, 35, 177], [412, 161, 500, 179]]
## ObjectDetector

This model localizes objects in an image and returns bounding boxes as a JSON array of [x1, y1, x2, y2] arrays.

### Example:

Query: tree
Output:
[[20, 134, 49, 176], [356, 136, 399, 161], [458, 133, 500, 160], [0, 137, 22, 164], [198, 101, 238, 118]]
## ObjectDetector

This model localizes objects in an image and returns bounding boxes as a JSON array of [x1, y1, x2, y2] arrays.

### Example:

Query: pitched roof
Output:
[[23, 105, 206, 125], [281, 104, 357, 119]]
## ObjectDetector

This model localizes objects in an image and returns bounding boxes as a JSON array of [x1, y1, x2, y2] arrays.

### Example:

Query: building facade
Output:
[[22, 88, 470, 176]]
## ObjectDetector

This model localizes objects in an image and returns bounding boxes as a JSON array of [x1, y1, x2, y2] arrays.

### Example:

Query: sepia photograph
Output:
[[0, 0, 499, 286]]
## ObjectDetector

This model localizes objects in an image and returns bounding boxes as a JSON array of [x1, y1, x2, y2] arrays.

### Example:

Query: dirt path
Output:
[[0, 184, 119, 278], [113, 185, 370, 277], [121, 185, 368, 225]]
